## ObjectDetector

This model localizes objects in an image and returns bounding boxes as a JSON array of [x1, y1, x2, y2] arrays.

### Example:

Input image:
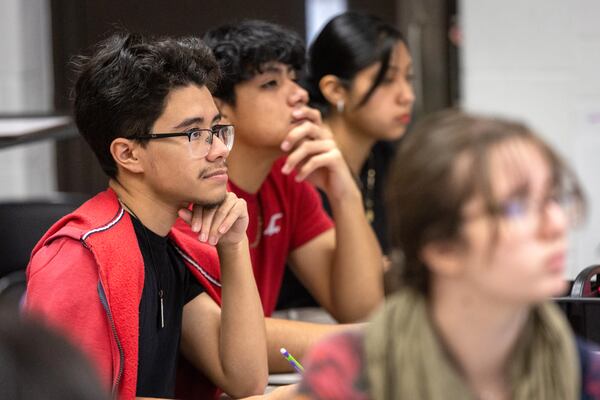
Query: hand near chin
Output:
[[178, 192, 249, 247], [280, 106, 358, 200]]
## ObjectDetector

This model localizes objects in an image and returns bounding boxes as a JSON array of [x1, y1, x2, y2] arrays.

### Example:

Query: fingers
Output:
[[281, 138, 340, 177], [178, 204, 206, 234], [188, 205, 204, 233], [191, 193, 249, 246], [294, 151, 341, 182], [291, 106, 322, 126], [215, 198, 248, 237], [198, 207, 216, 244], [178, 208, 193, 224], [281, 108, 330, 152], [204, 194, 237, 245]]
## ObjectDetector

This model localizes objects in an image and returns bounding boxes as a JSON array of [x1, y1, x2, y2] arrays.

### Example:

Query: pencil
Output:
[[280, 347, 304, 374]]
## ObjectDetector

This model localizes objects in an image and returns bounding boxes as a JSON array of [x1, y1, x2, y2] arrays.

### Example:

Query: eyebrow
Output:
[[385, 63, 413, 74], [260, 64, 294, 75], [173, 113, 221, 130], [502, 181, 530, 200]]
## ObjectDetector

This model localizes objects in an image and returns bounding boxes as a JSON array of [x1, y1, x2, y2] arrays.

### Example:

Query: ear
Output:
[[110, 137, 145, 174], [318, 74, 347, 107], [420, 239, 464, 278], [214, 97, 235, 125]]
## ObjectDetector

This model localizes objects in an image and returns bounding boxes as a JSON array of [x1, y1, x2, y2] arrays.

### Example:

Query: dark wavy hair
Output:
[[304, 11, 405, 117], [203, 20, 306, 105], [386, 110, 585, 295], [72, 32, 220, 178]]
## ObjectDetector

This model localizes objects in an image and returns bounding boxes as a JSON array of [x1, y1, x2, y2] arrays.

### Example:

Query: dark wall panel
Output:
[[51, 0, 305, 194]]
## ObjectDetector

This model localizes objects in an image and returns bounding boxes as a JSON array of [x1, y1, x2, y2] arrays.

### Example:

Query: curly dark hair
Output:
[[203, 20, 305, 105], [72, 32, 220, 178]]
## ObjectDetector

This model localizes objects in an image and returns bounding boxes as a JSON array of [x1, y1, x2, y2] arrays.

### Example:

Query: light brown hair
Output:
[[386, 109, 584, 295]]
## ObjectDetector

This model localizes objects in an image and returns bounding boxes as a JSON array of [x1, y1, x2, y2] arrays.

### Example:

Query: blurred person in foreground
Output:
[[296, 110, 600, 400], [0, 309, 108, 400]]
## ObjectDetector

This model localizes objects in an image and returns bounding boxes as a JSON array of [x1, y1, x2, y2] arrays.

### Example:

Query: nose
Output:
[[539, 200, 568, 239], [288, 81, 309, 107], [205, 134, 230, 160], [397, 78, 415, 106]]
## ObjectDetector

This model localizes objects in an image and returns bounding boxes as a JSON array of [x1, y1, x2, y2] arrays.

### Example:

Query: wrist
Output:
[[326, 180, 362, 203], [216, 236, 249, 255]]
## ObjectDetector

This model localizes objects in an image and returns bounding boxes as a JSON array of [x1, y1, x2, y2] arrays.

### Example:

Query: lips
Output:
[[399, 114, 411, 125], [545, 251, 566, 273], [202, 168, 228, 179]]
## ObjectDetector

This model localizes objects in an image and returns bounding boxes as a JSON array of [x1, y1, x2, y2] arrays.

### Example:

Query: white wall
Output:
[[305, 0, 347, 44], [0, 0, 56, 198], [461, 0, 600, 277]]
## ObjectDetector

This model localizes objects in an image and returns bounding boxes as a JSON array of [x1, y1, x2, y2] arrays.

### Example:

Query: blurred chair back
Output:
[[0, 193, 88, 307], [570, 265, 600, 297], [555, 265, 600, 344]]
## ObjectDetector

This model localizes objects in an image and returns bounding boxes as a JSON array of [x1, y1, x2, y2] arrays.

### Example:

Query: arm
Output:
[[265, 317, 356, 372], [283, 107, 384, 322], [179, 194, 268, 398], [242, 384, 300, 399]]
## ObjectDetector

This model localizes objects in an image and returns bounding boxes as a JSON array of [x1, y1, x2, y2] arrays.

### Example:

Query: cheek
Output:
[[349, 98, 406, 140], [485, 240, 561, 297], [236, 101, 289, 141]]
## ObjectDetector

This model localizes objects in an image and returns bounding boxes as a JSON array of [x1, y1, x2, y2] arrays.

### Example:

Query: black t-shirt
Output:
[[276, 141, 397, 310], [131, 217, 205, 398]]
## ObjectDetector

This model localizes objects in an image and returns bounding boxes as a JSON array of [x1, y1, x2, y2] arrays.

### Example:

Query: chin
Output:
[[529, 279, 569, 302], [192, 190, 227, 209], [377, 127, 407, 142], [548, 278, 569, 297]]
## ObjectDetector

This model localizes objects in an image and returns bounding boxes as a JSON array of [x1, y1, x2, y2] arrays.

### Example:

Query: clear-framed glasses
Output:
[[494, 186, 581, 229], [129, 124, 234, 158], [462, 184, 583, 231]]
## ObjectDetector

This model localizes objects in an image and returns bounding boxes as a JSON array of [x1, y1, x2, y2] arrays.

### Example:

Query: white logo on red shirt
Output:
[[263, 213, 283, 236]]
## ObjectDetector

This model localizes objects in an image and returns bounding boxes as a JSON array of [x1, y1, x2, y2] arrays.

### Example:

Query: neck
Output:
[[326, 115, 376, 175], [109, 177, 179, 236], [430, 279, 530, 396], [227, 139, 281, 194]]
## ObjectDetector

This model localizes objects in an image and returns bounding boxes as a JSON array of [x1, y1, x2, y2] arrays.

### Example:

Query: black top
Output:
[[276, 141, 397, 310], [131, 217, 205, 398], [320, 141, 395, 252]]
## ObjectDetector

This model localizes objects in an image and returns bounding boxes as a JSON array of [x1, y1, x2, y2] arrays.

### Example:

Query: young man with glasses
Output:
[[25, 32, 267, 399], [175, 20, 384, 372]]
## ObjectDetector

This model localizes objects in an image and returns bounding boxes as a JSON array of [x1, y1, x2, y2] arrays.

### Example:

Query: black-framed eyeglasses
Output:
[[129, 124, 234, 158]]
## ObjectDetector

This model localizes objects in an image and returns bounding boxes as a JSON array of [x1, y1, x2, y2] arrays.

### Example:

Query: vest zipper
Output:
[[98, 281, 124, 397]]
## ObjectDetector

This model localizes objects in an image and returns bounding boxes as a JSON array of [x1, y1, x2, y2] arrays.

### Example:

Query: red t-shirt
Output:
[[229, 157, 334, 316]]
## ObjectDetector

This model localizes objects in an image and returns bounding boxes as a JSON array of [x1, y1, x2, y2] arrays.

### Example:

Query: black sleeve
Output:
[[184, 268, 205, 304]]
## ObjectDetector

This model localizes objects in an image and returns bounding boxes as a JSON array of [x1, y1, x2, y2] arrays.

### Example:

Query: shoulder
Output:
[[298, 330, 370, 400], [28, 236, 95, 282], [26, 236, 99, 313], [577, 338, 600, 399]]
